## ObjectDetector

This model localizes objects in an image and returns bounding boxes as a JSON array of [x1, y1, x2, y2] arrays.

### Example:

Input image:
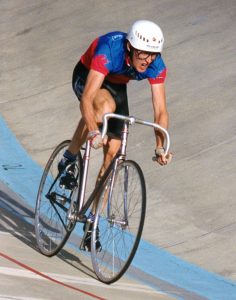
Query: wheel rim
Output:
[[35, 141, 80, 256]]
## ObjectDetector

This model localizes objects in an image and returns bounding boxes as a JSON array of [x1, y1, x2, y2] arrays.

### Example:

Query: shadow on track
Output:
[[0, 186, 96, 279]]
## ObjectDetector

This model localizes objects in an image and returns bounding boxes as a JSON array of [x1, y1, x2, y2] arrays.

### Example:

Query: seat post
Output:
[[119, 120, 129, 158]]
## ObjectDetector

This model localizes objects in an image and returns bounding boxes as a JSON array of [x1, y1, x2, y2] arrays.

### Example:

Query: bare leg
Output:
[[100, 137, 121, 178], [68, 89, 116, 155], [67, 118, 88, 155], [91, 137, 121, 214], [68, 88, 120, 214]]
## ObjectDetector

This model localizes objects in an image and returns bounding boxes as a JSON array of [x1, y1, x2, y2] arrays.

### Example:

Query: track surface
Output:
[[1, 1, 236, 299]]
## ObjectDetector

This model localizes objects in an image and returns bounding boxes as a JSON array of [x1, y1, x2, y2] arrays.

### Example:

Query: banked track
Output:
[[1, 1, 236, 299]]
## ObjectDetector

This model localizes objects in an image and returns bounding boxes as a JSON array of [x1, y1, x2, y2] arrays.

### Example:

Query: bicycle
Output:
[[35, 113, 170, 284]]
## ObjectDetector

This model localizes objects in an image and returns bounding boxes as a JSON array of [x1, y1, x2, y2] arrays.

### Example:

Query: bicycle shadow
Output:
[[0, 187, 96, 279], [0, 189, 37, 250], [58, 246, 96, 279]]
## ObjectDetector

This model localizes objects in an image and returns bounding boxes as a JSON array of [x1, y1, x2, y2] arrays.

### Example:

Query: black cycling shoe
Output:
[[82, 222, 102, 252], [59, 163, 77, 190]]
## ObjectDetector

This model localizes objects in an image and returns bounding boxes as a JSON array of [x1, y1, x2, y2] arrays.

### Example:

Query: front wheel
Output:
[[35, 140, 83, 256], [91, 160, 146, 283]]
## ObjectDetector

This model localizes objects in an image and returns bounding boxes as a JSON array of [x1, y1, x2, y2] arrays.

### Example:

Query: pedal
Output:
[[46, 192, 69, 206]]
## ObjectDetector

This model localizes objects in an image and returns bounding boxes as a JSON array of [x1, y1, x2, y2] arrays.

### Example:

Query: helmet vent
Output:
[[135, 30, 149, 42]]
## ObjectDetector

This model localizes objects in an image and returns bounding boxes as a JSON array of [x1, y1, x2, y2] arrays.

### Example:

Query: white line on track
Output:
[[0, 267, 163, 295], [0, 231, 22, 236], [0, 231, 32, 238], [0, 296, 45, 300], [0, 232, 11, 235]]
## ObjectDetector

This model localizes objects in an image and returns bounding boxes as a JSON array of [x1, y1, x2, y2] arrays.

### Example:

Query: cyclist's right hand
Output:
[[87, 130, 106, 149]]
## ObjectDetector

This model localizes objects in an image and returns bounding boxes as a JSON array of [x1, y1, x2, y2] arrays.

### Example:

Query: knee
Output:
[[104, 139, 121, 161], [102, 100, 116, 115], [93, 90, 116, 122]]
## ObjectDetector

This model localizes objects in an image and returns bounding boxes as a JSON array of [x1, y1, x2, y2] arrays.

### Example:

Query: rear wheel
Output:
[[35, 140, 83, 256], [91, 160, 146, 283]]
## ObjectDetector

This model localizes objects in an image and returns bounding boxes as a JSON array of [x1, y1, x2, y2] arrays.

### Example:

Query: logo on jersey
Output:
[[112, 34, 123, 41]]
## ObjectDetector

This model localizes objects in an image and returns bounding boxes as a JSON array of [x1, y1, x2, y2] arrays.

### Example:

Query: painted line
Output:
[[0, 251, 105, 300], [0, 296, 45, 300], [0, 231, 13, 235], [1, 115, 236, 300], [0, 266, 162, 295]]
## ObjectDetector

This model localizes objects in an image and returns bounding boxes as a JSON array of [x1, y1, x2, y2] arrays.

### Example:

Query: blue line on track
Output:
[[1, 115, 236, 300]]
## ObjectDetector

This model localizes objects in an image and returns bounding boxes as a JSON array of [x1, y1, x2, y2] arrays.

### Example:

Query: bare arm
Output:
[[151, 83, 169, 148], [80, 69, 105, 132]]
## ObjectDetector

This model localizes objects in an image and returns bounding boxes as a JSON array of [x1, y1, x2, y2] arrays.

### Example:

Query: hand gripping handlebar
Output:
[[101, 113, 170, 156]]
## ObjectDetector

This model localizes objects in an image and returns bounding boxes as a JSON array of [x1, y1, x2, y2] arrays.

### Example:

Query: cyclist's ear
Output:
[[126, 41, 134, 62], [126, 41, 131, 52]]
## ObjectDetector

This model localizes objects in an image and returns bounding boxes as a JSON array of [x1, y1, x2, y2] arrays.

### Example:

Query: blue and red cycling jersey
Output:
[[80, 31, 167, 85]]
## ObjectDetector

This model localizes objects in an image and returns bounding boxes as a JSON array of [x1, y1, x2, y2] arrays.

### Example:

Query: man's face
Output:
[[131, 48, 159, 72]]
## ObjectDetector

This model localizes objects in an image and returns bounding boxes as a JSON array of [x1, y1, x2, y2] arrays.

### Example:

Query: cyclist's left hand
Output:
[[155, 148, 173, 166], [157, 153, 173, 166]]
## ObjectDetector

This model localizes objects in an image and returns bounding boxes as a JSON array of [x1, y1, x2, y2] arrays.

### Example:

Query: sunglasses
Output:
[[135, 49, 160, 61]]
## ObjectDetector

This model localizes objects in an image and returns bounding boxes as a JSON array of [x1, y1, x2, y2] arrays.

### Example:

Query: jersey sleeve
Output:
[[90, 38, 113, 76], [90, 54, 110, 75], [81, 37, 112, 76], [147, 56, 167, 84], [148, 68, 167, 84]]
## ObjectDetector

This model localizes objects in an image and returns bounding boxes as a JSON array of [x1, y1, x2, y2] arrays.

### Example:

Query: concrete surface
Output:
[[1, 0, 236, 299], [0, 181, 174, 300]]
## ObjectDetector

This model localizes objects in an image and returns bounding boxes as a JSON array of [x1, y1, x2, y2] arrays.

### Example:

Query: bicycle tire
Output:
[[91, 160, 146, 283], [35, 140, 83, 256]]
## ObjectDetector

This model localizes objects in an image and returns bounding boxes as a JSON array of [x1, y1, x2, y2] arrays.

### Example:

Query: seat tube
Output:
[[78, 141, 91, 212], [123, 164, 129, 222], [120, 121, 129, 222], [120, 121, 129, 157]]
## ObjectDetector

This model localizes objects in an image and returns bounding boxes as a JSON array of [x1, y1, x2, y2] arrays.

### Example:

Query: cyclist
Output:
[[59, 20, 172, 250]]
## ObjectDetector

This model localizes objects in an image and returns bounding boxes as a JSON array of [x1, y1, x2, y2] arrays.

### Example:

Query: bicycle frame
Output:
[[75, 113, 170, 222], [35, 112, 170, 261], [76, 120, 130, 221]]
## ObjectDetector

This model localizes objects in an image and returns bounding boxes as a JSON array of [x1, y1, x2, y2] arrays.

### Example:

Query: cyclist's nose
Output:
[[145, 55, 152, 64]]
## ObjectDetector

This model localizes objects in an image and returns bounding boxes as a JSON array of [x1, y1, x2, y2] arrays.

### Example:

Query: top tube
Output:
[[101, 113, 170, 155]]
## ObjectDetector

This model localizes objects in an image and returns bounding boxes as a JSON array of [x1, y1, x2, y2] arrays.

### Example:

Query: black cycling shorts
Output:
[[72, 61, 129, 138]]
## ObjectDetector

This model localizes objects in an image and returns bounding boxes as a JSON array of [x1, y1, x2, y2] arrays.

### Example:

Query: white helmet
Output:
[[127, 20, 164, 53]]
